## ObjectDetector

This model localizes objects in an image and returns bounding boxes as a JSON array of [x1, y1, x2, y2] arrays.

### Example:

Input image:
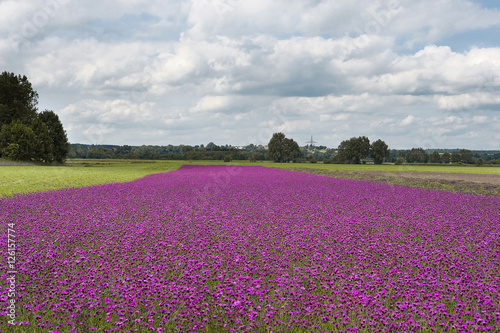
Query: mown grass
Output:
[[270, 162, 500, 174], [0, 159, 274, 198], [287, 168, 500, 197]]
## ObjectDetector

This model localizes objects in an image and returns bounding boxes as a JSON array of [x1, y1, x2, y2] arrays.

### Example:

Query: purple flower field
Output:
[[1, 165, 499, 332]]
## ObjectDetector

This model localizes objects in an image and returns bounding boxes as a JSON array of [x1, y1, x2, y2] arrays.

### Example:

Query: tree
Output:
[[406, 148, 429, 163], [37, 110, 70, 163], [0, 120, 36, 161], [268, 133, 286, 162], [441, 151, 450, 164], [0, 72, 38, 128], [451, 152, 461, 163], [460, 149, 472, 164], [336, 136, 371, 164], [268, 133, 301, 163], [370, 139, 389, 164], [429, 151, 442, 164], [31, 118, 54, 163]]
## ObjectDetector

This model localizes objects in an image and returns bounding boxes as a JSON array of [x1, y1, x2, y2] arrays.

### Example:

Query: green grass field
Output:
[[0, 159, 270, 197], [1, 159, 499, 198]]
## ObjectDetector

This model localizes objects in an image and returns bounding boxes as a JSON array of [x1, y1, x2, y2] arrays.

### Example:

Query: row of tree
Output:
[[0, 72, 69, 163], [324, 136, 389, 164], [267, 133, 391, 164], [69, 143, 268, 161], [395, 148, 481, 165]]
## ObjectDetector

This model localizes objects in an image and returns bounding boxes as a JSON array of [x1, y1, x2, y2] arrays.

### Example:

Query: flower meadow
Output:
[[1, 165, 499, 332]]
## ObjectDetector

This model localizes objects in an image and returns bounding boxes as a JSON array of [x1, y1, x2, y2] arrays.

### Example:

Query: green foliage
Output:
[[32, 118, 54, 163], [0, 71, 38, 127], [37, 110, 70, 163], [371, 139, 389, 164], [336, 136, 371, 164], [224, 155, 232, 162], [268, 132, 301, 163], [475, 158, 484, 166], [406, 148, 429, 163], [451, 152, 461, 163], [3, 143, 19, 159], [442, 151, 451, 164], [429, 151, 442, 164], [395, 157, 405, 165], [0, 120, 36, 161], [460, 149, 472, 164], [0, 73, 69, 163]]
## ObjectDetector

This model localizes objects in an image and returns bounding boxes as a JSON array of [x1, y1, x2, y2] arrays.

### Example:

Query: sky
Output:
[[1, 0, 500, 149]]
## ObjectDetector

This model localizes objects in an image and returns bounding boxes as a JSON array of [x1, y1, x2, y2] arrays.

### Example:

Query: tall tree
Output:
[[336, 136, 371, 164], [0, 72, 38, 127], [441, 151, 451, 164], [282, 137, 301, 162], [268, 132, 286, 162], [31, 118, 54, 163], [429, 151, 442, 164], [450, 152, 461, 163], [268, 133, 301, 163], [370, 139, 389, 165], [460, 149, 472, 164], [37, 110, 70, 163]]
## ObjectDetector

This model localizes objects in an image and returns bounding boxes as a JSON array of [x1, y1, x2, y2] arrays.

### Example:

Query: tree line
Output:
[[0, 72, 69, 163], [69, 135, 500, 165]]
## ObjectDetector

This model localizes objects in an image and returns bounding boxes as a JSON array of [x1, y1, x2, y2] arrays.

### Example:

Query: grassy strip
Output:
[[0, 160, 275, 198], [0, 160, 185, 198], [286, 167, 500, 197]]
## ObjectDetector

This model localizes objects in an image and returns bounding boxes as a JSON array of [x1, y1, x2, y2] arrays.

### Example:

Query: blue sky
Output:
[[1, 0, 500, 149]]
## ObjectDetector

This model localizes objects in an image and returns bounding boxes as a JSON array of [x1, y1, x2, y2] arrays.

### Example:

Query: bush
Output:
[[224, 155, 232, 162], [395, 157, 405, 165]]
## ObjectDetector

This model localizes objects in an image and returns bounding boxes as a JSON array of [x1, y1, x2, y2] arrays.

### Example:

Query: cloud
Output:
[[400, 115, 416, 126], [2, 0, 500, 149]]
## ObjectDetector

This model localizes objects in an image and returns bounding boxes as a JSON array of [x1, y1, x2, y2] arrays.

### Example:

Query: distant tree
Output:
[[224, 155, 232, 162], [429, 151, 442, 164], [395, 157, 405, 165], [38, 110, 69, 163], [0, 120, 36, 161], [283, 138, 301, 162], [337, 136, 371, 164], [451, 152, 461, 163], [0, 72, 38, 127], [268, 133, 301, 163], [206, 142, 217, 150], [441, 152, 451, 164], [406, 148, 429, 163], [460, 149, 472, 164], [475, 158, 484, 166], [268, 133, 286, 162], [370, 139, 389, 164], [115, 145, 132, 155]]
